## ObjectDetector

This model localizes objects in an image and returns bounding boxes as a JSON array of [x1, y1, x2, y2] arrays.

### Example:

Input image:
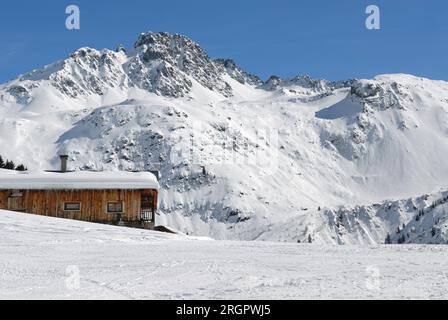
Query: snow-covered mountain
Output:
[[1, 31, 448, 244]]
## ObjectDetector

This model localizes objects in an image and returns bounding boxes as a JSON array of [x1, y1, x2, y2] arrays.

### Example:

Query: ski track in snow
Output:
[[1, 210, 448, 300]]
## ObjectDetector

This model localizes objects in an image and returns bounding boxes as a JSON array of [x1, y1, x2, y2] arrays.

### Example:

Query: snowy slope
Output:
[[2, 209, 448, 300], [1, 32, 448, 243], [257, 188, 448, 245]]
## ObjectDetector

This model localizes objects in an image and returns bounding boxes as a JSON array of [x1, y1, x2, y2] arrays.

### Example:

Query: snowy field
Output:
[[1, 209, 448, 300]]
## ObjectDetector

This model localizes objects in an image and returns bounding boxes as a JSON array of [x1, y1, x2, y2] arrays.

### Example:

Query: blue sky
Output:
[[0, 0, 447, 83]]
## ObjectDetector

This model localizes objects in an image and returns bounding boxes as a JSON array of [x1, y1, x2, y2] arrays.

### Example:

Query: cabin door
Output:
[[8, 191, 25, 211], [140, 193, 154, 222]]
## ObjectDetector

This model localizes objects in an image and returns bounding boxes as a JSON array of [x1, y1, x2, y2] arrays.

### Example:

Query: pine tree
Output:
[[15, 164, 26, 171], [397, 234, 406, 244], [385, 233, 391, 244], [0, 156, 26, 171], [308, 234, 312, 243], [4, 160, 15, 170]]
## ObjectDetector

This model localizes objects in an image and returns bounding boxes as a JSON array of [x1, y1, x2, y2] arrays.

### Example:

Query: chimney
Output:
[[59, 155, 69, 172]]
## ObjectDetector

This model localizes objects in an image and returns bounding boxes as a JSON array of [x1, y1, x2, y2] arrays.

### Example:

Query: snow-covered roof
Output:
[[0, 170, 159, 190]]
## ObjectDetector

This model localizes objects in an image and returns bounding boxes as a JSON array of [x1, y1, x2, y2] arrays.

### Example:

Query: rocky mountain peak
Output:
[[214, 58, 262, 86], [129, 31, 233, 97]]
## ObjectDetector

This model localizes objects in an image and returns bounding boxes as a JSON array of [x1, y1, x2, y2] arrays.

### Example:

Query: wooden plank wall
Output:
[[0, 189, 158, 223], [0, 191, 8, 209]]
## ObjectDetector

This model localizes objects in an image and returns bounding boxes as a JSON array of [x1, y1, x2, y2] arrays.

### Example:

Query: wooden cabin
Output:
[[0, 162, 159, 229]]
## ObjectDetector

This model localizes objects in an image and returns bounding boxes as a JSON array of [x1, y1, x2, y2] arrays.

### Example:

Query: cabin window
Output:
[[141, 193, 154, 211], [64, 202, 81, 211], [107, 202, 124, 213], [10, 191, 23, 198]]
